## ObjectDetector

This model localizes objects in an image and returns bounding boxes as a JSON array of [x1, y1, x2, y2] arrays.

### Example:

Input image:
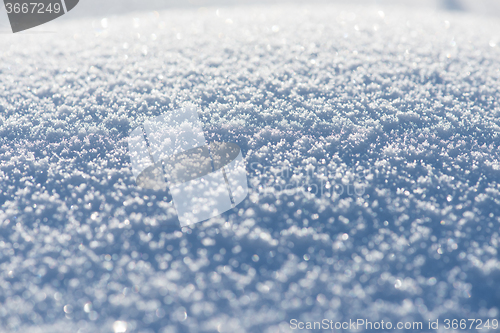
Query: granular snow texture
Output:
[[0, 3, 500, 333]]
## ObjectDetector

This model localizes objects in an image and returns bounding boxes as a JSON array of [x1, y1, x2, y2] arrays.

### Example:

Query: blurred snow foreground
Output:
[[0, 3, 500, 333]]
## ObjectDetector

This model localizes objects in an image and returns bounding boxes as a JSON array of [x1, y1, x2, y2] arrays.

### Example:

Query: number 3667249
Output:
[[5, 2, 62, 14]]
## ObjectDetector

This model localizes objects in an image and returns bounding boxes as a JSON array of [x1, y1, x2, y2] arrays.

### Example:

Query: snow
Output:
[[0, 2, 500, 333]]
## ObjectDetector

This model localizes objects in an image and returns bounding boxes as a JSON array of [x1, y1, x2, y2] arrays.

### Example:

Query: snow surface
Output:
[[1, 3, 500, 333]]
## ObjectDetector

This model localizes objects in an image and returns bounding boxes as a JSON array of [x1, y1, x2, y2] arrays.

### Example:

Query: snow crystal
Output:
[[0, 2, 500, 333]]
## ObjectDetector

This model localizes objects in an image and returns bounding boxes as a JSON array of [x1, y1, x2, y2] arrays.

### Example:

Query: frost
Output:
[[0, 2, 500, 333]]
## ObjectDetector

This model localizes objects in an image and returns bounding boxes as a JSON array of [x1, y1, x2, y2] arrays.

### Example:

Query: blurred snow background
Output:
[[39, 0, 500, 19], [1, 0, 500, 333], [51, 0, 500, 19], [1, 0, 500, 31]]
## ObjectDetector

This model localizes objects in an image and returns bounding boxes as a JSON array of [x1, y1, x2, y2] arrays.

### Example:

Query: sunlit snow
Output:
[[0, 2, 499, 333]]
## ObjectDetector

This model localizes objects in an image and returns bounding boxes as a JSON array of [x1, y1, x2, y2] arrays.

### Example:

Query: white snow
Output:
[[0, 2, 500, 333]]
